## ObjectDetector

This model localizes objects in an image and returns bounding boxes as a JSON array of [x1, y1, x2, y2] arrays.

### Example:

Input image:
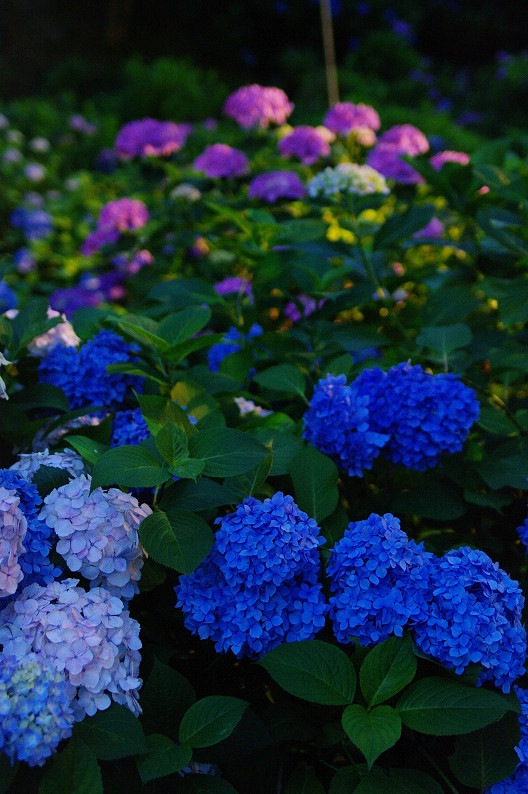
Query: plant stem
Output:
[[319, 0, 339, 107], [415, 740, 461, 794]]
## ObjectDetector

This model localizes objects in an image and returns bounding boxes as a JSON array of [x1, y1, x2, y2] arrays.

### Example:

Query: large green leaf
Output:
[[10, 298, 59, 352], [353, 768, 443, 794], [157, 305, 211, 345], [329, 766, 361, 794], [258, 640, 356, 706], [136, 393, 197, 437], [139, 509, 213, 574], [179, 696, 249, 748], [74, 703, 148, 760], [65, 436, 109, 465], [11, 383, 70, 412], [249, 429, 304, 476], [90, 445, 170, 489], [342, 704, 401, 770], [373, 206, 434, 250], [289, 445, 339, 522], [188, 427, 268, 477], [0, 756, 17, 794], [477, 437, 528, 489], [155, 421, 189, 466], [448, 711, 520, 789], [360, 635, 417, 708], [397, 677, 518, 735], [136, 734, 192, 783], [140, 658, 196, 738], [160, 478, 241, 512], [39, 736, 102, 794], [285, 763, 325, 794], [148, 277, 223, 308], [253, 364, 306, 398], [415, 324, 472, 358], [32, 465, 70, 499]]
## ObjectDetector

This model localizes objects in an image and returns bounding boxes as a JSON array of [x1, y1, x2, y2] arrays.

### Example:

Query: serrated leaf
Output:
[[156, 421, 189, 466], [74, 703, 148, 760], [136, 393, 197, 437], [397, 677, 517, 735], [141, 659, 196, 738], [157, 305, 211, 345], [289, 445, 338, 522], [448, 711, 520, 789], [139, 509, 213, 573], [342, 704, 401, 770], [179, 696, 249, 748], [258, 640, 356, 706], [136, 734, 192, 783], [90, 445, 170, 489], [32, 465, 71, 499], [253, 364, 306, 397], [188, 427, 268, 477], [170, 458, 206, 480], [360, 635, 417, 708], [39, 736, 102, 794], [160, 478, 240, 512], [415, 324, 472, 357], [66, 436, 110, 465]]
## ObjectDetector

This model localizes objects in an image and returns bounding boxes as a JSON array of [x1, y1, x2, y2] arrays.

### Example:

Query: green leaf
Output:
[[179, 696, 249, 748], [165, 333, 224, 364], [159, 478, 240, 512], [353, 768, 443, 794], [478, 404, 518, 435], [90, 445, 170, 489], [373, 206, 434, 250], [137, 393, 197, 437], [415, 324, 472, 357], [285, 763, 325, 794], [258, 639, 356, 706], [171, 379, 220, 422], [74, 702, 148, 760], [109, 314, 170, 352], [477, 437, 528, 489], [397, 677, 517, 735], [32, 465, 70, 499], [66, 436, 110, 465], [253, 364, 306, 397], [448, 711, 520, 789], [157, 305, 211, 345], [140, 659, 196, 738], [249, 429, 304, 476], [11, 298, 58, 351], [170, 458, 206, 480], [136, 734, 192, 783], [329, 766, 361, 794], [476, 207, 528, 256], [391, 481, 466, 520], [188, 427, 268, 477], [289, 445, 339, 522], [139, 510, 213, 574], [148, 277, 223, 308], [156, 421, 189, 466], [224, 453, 273, 499], [105, 360, 168, 386], [39, 736, 102, 794], [342, 704, 401, 770], [360, 635, 417, 708], [11, 383, 70, 412]]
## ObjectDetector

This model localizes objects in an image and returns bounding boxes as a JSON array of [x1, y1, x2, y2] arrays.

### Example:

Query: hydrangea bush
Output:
[[0, 75, 527, 792]]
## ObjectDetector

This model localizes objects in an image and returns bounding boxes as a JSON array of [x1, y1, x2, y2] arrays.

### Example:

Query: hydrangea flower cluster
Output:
[[9, 447, 85, 482], [38, 329, 144, 409], [413, 547, 527, 693], [0, 470, 60, 593], [284, 294, 325, 323], [26, 307, 80, 357], [115, 118, 190, 159], [39, 475, 150, 601], [0, 652, 74, 766], [223, 84, 294, 129], [214, 276, 254, 302], [193, 144, 249, 178], [0, 578, 142, 720], [10, 207, 52, 241], [50, 271, 126, 314], [378, 124, 429, 155], [429, 149, 470, 169], [81, 198, 149, 256], [278, 126, 334, 165], [353, 362, 480, 470], [323, 101, 380, 135], [307, 162, 390, 198], [367, 143, 424, 184], [486, 765, 528, 794], [176, 493, 328, 658], [207, 323, 263, 372], [327, 513, 432, 646], [111, 408, 150, 448], [248, 171, 306, 202], [302, 373, 389, 477]]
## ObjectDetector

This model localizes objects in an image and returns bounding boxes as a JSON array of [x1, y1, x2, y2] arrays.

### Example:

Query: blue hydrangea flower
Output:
[[38, 329, 144, 409], [327, 513, 433, 646], [485, 763, 528, 793], [514, 686, 528, 765], [0, 652, 74, 766], [413, 547, 527, 693], [207, 323, 263, 372], [302, 373, 389, 477], [354, 362, 480, 470], [176, 492, 328, 658], [0, 282, 17, 313], [10, 208, 53, 241], [111, 408, 150, 447]]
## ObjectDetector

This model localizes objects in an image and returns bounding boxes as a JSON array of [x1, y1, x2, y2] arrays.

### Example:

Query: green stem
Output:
[[415, 740, 461, 794]]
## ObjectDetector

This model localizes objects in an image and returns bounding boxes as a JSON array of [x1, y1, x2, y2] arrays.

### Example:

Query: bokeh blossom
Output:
[[278, 126, 334, 165], [248, 171, 306, 202], [367, 143, 424, 184], [429, 149, 470, 169], [115, 118, 190, 158], [193, 144, 249, 178], [307, 162, 389, 198], [323, 101, 380, 135], [223, 84, 294, 129], [378, 124, 429, 155]]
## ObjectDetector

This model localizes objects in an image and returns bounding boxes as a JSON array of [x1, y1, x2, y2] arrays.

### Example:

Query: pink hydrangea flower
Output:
[[98, 198, 149, 232], [278, 126, 334, 165], [248, 171, 306, 202], [193, 144, 249, 178], [223, 84, 294, 129], [429, 150, 470, 170], [378, 124, 429, 155], [324, 101, 380, 135], [115, 118, 190, 159]]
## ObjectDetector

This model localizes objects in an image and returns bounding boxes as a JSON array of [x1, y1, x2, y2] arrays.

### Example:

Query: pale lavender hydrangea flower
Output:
[[32, 414, 106, 452], [69, 114, 97, 135], [278, 126, 334, 165], [9, 448, 85, 483], [115, 118, 190, 159], [248, 171, 306, 202], [193, 144, 249, 178], [0, 488, 27, 597], [378, 124, 429, 155], [27, 307, 80, 357], [23, 163, 46, 182], [323, 101, 380, 135], [0, 578, 142, 720], [39, 475, 150, 601], [223, 84, 294, 129], [429, 150, 470, 169], [234, 397, 272, 417]]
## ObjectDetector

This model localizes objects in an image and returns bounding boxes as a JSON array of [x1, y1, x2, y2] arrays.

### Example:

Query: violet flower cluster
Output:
[[0, 578, 142, 720], [223, 84, 294, 129], [115, 118, 191, 159], [176, 492, 328, 658], [323, 101, 380, 135], [81, 197, 149, 256], [278, 126, 334, 165], [50, 271, 126, 315], [193, 144, 249, 178], [38, 329, 144, 409], [39, 475, 150, 601], [248, 171, 306, 202], [0, 652, 74, 766]]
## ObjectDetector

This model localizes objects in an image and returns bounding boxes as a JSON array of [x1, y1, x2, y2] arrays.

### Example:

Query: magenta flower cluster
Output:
[[115, 118, 191, 159], [323, 101, 380, 135], [429, 149, 470, 169], [223, 84, 294, 129], [81, 198, 149, 256], [366, 124, 429, 184]]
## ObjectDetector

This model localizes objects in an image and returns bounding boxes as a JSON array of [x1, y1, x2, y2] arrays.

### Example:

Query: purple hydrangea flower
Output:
[[223, 84, 294, 129], [214, 276, 254, 302], [115, 118, 190, 159], [367, 143, 424, 184], [193, 144, 249, 178], [429, 150, 470, 169], [323, 101, 380, 135], [378, 124, 429, 155], [80, 227, 120, 256], [0, 578, 142, 720], [248, 171, 306, 202], [98, 199, 149, 232], [278, 126, 333, 165], [13, 247, 36, 273], [176, 492, 328, 658], [0, 652, 74, 766], [327, 513, 433, 646], [412, 217, 445, 239], [10, 208, 52, 241], [413, 547, 527, 693]]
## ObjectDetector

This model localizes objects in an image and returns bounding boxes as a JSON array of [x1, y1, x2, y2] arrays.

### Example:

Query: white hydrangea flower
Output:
[[9, 448, 85, 482], [171, 183, 201, 201], [234, 396, 272, 417], [27, 307, 80, 357], [307, 162, 390, 198]]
